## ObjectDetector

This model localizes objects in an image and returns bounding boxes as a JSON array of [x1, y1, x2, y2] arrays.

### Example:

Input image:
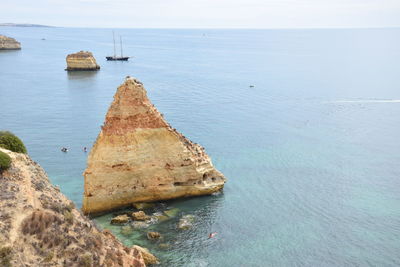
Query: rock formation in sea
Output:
[[0, 148, 146, 266], [82, 77, 226, 214], [0, 35, 21, 50], [65, 51, 100, 71]]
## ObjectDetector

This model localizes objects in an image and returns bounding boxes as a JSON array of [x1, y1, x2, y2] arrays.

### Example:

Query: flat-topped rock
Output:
[[0, 35, 21, 50], [65, 50, 100, 71], [82, 77, 226, 214]]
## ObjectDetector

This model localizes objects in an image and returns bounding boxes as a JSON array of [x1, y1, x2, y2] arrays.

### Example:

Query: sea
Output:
[[1, 27, 400, 266]]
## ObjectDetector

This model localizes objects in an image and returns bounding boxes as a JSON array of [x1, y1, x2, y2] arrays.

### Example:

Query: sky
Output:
[[1, 0, 400, 28]]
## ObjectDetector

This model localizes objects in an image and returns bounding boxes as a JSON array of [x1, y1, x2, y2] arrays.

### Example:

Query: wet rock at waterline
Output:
[[0, 35, 21, 50], [147, 231, 161, 240], [132, 211, 151, 221], [178, 214, 195, 230], [111, 214, 130, 225], [65, 51, 100, 71]]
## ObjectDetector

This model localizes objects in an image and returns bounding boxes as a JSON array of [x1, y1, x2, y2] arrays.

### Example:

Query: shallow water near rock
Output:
[[1, 27, 400, 266]]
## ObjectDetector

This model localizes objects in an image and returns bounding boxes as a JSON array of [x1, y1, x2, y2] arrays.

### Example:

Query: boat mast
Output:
[[112, 31, 116, 57], [120, 36, 123, 57]]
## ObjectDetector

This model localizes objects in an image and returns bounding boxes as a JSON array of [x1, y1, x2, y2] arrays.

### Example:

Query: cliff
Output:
[[0, 148, 146, 267], [65, 51, 100, 71], [0, 35, 21, 50], [82, 77, 226, 214]]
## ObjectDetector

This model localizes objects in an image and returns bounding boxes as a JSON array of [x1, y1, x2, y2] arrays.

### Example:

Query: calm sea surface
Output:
[[1, 27, 400, 266]]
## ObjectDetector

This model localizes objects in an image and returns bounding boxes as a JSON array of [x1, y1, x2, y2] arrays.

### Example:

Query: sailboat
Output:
[[106, 31, 130, 61]]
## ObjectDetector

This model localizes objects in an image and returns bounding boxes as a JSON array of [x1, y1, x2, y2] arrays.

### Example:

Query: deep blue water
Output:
[[1, 27, 400, 266]]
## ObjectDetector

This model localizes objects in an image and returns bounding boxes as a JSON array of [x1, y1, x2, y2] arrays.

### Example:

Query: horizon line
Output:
[[1, 23, 400, 30]]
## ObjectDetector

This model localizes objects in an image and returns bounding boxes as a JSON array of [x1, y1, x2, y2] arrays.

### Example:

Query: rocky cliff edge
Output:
[[0, 148, 146, 267]]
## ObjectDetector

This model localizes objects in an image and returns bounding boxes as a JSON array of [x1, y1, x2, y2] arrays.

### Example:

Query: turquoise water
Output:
[[1, 27, 400, 266]]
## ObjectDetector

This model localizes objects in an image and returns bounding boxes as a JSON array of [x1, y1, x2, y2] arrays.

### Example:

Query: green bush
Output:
[[0, 131, 27, 153], [0, 151, 11, 171]]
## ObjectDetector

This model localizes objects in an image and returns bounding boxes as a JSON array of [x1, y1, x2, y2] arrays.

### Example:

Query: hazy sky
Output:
[[2, 0, 400, 28]]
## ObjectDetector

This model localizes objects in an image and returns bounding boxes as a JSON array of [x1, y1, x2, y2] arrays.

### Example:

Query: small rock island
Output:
[[65, 51, 100, 71], [0, 35, 21, 50], [82, 77, 226, 214]]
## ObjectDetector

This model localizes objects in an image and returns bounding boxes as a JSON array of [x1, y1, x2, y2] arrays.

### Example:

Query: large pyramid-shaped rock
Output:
[[83, 77, 226, 214]]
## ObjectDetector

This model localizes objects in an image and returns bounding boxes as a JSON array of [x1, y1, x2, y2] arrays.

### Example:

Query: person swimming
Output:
[[61, 147, 68, 152], [83, 147, 87, 152], [208, 232, 217, 239]]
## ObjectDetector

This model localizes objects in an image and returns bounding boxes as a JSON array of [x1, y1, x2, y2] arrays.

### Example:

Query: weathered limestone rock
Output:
[[132, 211, 150, 221], [82, 77, 226, 214], [133, 245, 159, 265], [111, 214, 130, 224], [0, 148, 145, 267], [0, 35, 21, 50], [65, 51, 100, 71], [147, 231, 161, 240]]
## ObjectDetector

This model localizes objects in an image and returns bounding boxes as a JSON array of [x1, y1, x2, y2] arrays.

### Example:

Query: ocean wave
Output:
[[325, 99, 400, 103]]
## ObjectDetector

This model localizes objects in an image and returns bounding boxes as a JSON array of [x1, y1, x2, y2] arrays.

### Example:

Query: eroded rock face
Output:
[[132, 245, 159, 265], [132, 211, 150, 221], [0, 148, 146, 267], [65, 51, 100, 71], [82, 77, 226, 214], [0, 35, 21, 50]]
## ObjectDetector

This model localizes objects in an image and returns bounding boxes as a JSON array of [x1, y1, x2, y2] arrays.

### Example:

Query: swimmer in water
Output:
[[83, 147, 87, 152], [208, 232, 217, 239]]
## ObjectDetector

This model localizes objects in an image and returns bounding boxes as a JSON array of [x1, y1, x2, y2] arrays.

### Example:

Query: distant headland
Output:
[[0, 23, 54, 27]]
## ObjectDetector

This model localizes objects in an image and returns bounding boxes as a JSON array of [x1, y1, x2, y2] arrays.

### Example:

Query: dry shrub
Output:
[[43, 251, 54, 262], [0, 246, 12, 267], [63, 210, 74, 225], [79, 253, 93, 267], [84, 233, 103, 250], [21, 210, 64, 252]]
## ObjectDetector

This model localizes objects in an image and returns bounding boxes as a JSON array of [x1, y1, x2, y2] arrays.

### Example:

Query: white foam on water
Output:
[[324, 99, 400, 103]]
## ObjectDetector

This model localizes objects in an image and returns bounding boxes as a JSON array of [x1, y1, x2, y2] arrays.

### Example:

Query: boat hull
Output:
[[106, 56, 129, 61]]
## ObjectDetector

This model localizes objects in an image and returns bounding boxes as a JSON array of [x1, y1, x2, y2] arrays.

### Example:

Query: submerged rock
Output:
[[111, 214, 130, 224], [132, 221, 151, 229], [82, 77, 226, 214], [132, 211, 150, 221], [120, 225, 134, 236], [164, 208, 180, 218], [0, 35, 21, 50], [65, 51, 100, 71], [153, 212, 169, 222], [158, 243, 170, 249], [133, 245, 159, 265], [178, 214, 195, 230], [147, 231, 161, 240], [0, 148, 145, 266]]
